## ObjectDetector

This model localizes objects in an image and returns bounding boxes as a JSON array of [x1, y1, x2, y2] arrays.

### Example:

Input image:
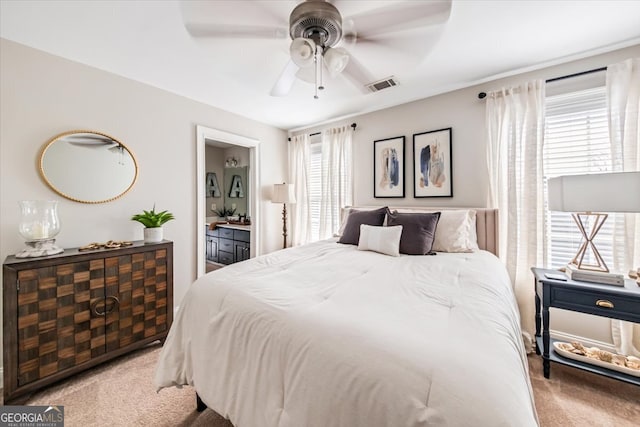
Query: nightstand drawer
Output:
[[552, 287, 640, 322]]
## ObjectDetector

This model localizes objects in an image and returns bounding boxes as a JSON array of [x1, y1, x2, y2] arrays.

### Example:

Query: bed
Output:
[[155, 208, 538, 426]]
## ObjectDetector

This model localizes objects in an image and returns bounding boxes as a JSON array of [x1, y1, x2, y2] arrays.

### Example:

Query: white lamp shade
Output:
[[548, 171, 640, 212], [272, 183, 296, 204], [290, 38, 316, 68], [324, 47, 349, 76]]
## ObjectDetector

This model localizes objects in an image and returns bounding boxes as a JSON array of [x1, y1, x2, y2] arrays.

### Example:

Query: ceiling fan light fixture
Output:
[[289, 1, 342, 48], [324, 47, 349, 76], [290, 37, 316, 68]]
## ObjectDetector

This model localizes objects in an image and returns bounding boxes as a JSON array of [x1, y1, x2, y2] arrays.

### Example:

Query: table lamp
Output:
[[272, 183, 296, 249], [547, 171, 640, 272]]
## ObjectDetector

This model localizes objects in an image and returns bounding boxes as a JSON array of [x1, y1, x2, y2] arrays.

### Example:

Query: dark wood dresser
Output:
[[3, 240, 173, 403]]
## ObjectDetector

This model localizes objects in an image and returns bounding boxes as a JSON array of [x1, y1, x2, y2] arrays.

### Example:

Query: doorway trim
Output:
[[196, 125, 260, 278]]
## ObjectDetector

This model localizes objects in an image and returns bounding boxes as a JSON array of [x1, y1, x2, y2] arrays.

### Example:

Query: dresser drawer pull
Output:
[[91, 296, 121, 316], [595, 299, 614, 309]]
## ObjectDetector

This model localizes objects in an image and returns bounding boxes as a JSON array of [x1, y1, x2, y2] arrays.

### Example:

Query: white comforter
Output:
[[155, 239, 538, 427]]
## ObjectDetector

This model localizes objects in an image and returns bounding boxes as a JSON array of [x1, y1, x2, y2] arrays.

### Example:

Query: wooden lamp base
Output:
[[570, 212, 609, 272]]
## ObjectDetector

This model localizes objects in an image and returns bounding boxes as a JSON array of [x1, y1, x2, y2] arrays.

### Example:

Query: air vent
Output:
[[366, 77, 399, 93]]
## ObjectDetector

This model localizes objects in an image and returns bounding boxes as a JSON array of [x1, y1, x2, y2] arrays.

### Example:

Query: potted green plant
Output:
[[131, 205, 175, 243], [214, 206, 237, 221]]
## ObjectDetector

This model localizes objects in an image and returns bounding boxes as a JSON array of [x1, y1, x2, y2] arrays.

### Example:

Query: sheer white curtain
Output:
[[289, 133, 312, 246], [607, 58, 640, 357], [486, 80, 546, 352], [319, 126, 353, 239]]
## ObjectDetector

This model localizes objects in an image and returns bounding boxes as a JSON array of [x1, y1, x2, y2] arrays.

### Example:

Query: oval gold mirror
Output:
[[40, 130, 138, 203]]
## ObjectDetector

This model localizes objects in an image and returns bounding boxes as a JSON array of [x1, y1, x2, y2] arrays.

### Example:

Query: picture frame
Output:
[[206, 172, 221, 198], [413, 128, 452, 198], [374, 136, 405, 198]]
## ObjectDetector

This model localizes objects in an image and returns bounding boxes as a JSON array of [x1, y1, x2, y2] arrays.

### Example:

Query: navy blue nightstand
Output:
[[532, 267, 640, 386]]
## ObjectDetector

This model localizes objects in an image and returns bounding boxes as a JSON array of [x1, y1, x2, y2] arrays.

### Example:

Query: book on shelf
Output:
[[565, 263, 625, 286]]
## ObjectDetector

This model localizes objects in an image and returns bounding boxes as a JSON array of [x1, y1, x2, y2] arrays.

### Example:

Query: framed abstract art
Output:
[[374, 136, 405, 198], [413, 128, 452, 198]]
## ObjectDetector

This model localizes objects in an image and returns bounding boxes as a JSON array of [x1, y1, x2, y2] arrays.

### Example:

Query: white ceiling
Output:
[[2, 0, 640, 130]]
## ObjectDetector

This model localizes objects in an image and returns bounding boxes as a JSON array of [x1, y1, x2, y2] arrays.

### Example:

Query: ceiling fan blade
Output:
[[185, 24, 287, 39], [181, 0, 289, 39], [64, 135, 116, 146], [341, 54, 375, 94], [342, 0, 452, 40], [270, 60, 300, 97], [345, 26, 446, 71]]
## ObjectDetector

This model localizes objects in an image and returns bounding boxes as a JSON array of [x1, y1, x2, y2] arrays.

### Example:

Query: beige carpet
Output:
[[20, 343, 640, 426], [528, 353, 640, 426], [22, 345, 230, 427]]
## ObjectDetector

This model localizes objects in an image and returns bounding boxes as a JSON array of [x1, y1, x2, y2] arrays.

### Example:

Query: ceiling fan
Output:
[[182, 0, 452, 98]]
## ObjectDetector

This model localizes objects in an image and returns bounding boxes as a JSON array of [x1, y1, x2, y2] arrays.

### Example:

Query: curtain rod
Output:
[[477, 66, 608, 99], [288, 123, 357, 141]]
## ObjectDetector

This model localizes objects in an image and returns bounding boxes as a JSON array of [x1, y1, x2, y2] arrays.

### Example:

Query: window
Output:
[[543, 80, 625, 269], [289, 126, 353, 246], [306, 132, 352, 242]]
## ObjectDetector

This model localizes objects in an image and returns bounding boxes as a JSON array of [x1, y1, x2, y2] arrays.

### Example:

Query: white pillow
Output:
[[432, 210, 479, 252], [393, 209, 479, 252], [357, 224, 402, 257]]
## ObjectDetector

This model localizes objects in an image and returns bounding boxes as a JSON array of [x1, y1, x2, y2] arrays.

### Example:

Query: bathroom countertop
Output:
[[205, 222, 251, 232]]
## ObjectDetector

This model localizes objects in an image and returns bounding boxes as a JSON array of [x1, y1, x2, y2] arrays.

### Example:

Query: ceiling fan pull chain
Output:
[[318, 48, 325, 92], [314, 48, 319, 99]]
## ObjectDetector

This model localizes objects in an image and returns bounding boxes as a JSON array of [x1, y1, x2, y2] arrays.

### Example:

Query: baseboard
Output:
[[550, 329, 617, 353]]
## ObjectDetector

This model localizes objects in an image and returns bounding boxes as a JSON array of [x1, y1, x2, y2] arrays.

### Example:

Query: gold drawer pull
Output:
[[596, 299, 614, 309]]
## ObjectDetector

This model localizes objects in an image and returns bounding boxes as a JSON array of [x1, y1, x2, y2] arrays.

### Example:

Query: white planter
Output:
[[144, 227, 163, 243]]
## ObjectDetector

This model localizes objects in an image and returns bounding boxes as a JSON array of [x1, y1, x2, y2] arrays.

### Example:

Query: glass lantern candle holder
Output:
[[15, 200, 64, 258]]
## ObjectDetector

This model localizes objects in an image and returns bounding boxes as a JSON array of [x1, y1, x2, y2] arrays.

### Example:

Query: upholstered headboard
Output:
[[343, 207, 499, 256], [471, 208, 499, 256]]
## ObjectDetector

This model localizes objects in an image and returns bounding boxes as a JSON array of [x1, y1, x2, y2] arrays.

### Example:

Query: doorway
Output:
[[196, 125, 260, 278]]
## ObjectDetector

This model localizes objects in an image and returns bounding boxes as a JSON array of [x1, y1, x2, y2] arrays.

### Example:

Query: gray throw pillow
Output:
[[338, 207, 388, 245], [386, 211, 441, 255]]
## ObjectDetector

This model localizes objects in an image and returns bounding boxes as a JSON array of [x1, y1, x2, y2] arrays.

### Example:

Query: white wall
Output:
[[0, 39, 288, 315], [293, 44, 640, 348]]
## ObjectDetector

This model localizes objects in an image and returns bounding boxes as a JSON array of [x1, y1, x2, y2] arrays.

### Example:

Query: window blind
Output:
[[543, 85, 625, 269], [309, 136, 322, 241]]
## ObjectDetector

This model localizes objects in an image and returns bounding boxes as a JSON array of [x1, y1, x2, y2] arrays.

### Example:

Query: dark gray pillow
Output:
[[386, 211, 441, 255], [338, 207, 388, 245]]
